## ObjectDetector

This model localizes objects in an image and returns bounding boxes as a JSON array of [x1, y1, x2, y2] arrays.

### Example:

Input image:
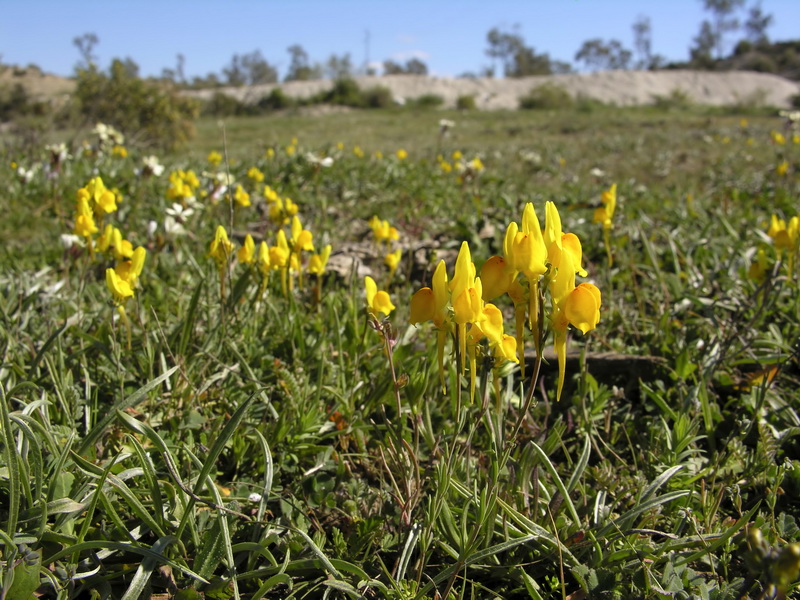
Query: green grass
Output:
[[1, 105, 799, 599]]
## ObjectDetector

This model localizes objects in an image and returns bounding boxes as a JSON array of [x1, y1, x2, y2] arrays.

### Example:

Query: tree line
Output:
[[69, 0, 788, 89]]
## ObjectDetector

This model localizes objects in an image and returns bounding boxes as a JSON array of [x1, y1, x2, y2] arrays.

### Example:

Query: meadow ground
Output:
[[1, 104, 800, 599]]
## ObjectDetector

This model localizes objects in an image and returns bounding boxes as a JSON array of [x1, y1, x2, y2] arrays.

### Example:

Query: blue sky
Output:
[[3, 1, 799, 80]]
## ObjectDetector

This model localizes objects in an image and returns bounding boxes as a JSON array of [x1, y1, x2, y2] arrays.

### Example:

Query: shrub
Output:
[[413, 93, 445, 109], [651, 88, 693, 110], [257, 87, 293, 111], [519, 83, 574, 110], [456, 94, 477, 110], [73, 59, 199, 150], [316, 78, 364, 107], [362, 85, 393, 108], [202, 91, 249, 116]]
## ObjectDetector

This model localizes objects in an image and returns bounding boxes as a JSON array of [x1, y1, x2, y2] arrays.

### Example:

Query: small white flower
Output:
[[164, 216, 186, 236], [59, 234, 83, 249], [166, 202, 194, 220], [589, 167, 606, 178], [147, 220, 158, 237], [248, 493, 263, 503], [142, 155, 165, 177]]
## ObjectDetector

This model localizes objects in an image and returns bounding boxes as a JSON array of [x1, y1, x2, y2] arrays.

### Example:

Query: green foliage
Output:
[[2, 106, 800, 599], [412, 93, 444, 109], [456, 94, 477, 111], [314, 77, 365, 107], [651, 87, 694, 110], [73, 59, 199, 150], [361, 85, 393, 109], [256, 87, 294, 111], [519, 83, 574, 110]]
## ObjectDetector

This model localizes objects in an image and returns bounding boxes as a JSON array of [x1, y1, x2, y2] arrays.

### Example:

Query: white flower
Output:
[[16, 165, 36, 184], [306, 153, 334, 168], [164, 216, 186, 236], [142, 155, 164, 177], [147, 220, 158, 237], [589, 167, 606, 178], [46, 143, 71, 163], [248, 493, 263, 503], [60, 234, 84, 249], [166, 202, 194, 220]]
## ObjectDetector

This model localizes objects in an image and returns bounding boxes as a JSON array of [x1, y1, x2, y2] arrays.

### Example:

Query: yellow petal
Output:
[[564, 283, 601, 334], [481, 256, 514, 301], [410, 287, 435, 325]]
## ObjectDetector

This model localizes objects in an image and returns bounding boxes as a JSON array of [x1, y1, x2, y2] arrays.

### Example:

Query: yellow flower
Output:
[[776, 160, 789, 177], [115, 246, 146, 290], [452, 150, 463, 160], [257, 241, 271, 276], [396, 149, 408, 160], [265, 148, 275, 159], [385, 249, 402, 277], [365, 276, 395, 317], [410, 260, 451, 393], [550, 250, 602, 401], [748, 247, 770, 281], [353, 145, 364, 158], [771, 130, 786, 145], [237, 234, 256, 264], [270, 230, 290, 269], [208, 151, 223, 166], [369, 216, 399, 244], [111, 145, 127, 158], [593, 183, 617, 230], [234, 185, 251, 207], [290, 216, 314, 253], [308, 245, 332, 275], [247, 167, 264, 183], [85, 177, 118, 217], [74, 196, 98, 238], [106, 268, 134, 305], [208, 225, 233, 265]]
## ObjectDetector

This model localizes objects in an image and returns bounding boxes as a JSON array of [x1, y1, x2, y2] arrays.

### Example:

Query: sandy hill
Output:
[[4, 66, 798, 110], [187, 70, 800, 110]]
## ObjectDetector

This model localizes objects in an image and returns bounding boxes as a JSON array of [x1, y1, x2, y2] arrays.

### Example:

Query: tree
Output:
[[73, 33, 99, 70], [575, 39, 633, 71], [632, 16, 656, 69], [485, 26, 560, 77], [701, 0, 746, 59], [690, 20, 717, 66], [223, 51, 277, 86], [404, 58, 428, 75], [382, 58, 429, 75], [324, 53, 353, 80], [285, 45, 321, 81], [241, 50, 278, 85], [744, 1, 773, 44]]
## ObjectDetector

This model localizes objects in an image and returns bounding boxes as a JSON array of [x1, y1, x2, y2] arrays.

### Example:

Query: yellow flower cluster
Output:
[[437, 152, 485, 182], [166, 170, 200, 201], [207, 151, 223, 166], [247, 166, 265, 183], [208, 217, 332, 301], [264, 185, 299, 225], [73, 177, 123, 254], [412, 202, 601, 401], [369, 216, 402, 281]]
